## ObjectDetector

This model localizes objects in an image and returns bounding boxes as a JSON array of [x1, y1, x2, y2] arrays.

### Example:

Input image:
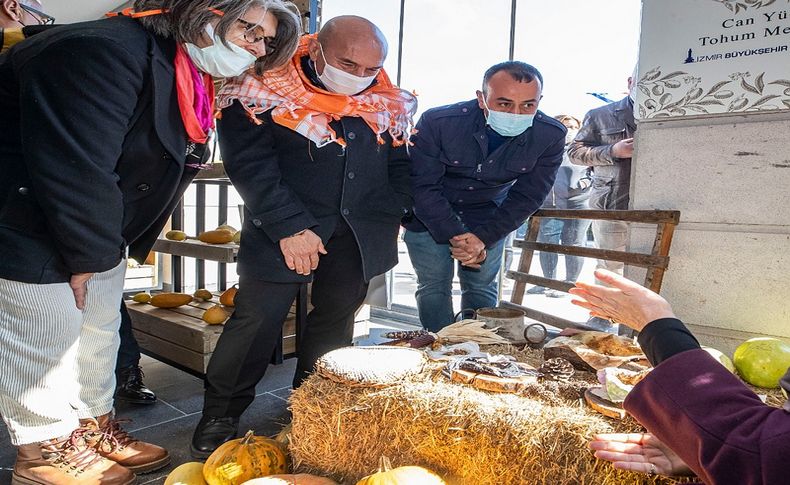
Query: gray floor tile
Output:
[[269, 387, 292, 402], [115, 399, 186, 434], [152, 377, 206, 415], [254, 358, 297, 394]]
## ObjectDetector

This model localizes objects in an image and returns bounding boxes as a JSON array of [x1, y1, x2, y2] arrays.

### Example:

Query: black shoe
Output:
[[191, 415, 239, 459], [115, 365, 157, 405]]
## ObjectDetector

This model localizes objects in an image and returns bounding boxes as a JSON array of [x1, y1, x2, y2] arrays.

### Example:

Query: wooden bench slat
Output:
[[513, 240, 669, 268]]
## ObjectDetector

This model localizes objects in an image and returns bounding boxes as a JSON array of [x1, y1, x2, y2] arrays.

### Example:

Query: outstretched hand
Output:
[[590, 433, 693, 477], [568, 269, 675, 332]]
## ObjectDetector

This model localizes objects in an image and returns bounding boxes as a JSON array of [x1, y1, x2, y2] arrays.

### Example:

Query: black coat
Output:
[[0, 17, 200, 284], [403, 100, 566, 246], [218, 100, 412, 283]]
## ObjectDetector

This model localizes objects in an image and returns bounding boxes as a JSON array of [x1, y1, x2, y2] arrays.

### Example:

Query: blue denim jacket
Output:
[[404, 99, 566, 246]]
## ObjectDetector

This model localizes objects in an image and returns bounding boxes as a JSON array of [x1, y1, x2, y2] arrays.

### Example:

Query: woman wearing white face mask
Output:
[[0, 1, 300, 483]]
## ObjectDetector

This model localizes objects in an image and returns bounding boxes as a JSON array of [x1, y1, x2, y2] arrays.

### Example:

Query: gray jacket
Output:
[[567, 96, 635, 210]]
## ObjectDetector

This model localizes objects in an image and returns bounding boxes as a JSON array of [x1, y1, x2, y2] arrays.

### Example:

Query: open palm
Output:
[[590, 432, 693, 477]]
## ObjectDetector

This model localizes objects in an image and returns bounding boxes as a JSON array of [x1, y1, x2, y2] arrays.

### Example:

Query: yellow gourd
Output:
[[194, 289, 213, 301], [202, 305, 228, 325], [199, 229, 235, 244], [220, 285, 238, 307], [132, 292, 151, 303], [164, 462, 207, 485], [165, 230, 188, 241], [355, 457, 446, 485], [150, 292, 193, 308], [216, 224, 238, 234], [241, 475, 337, 485], [203, 430, 288, 485]]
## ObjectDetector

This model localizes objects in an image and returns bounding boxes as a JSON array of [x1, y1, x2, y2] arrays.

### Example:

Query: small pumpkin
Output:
[[356, 457, 446, 485], [132, 292, 151, 303], [150, 292, 193, 308], [220, 285, 238, 307], [165, 462, 207, 485], [199, 229, 235, 244], [203, 305, 229, 325], [242, 475, 337, 485], [203, 430, 288, 485], [165, 230, 188, 241]]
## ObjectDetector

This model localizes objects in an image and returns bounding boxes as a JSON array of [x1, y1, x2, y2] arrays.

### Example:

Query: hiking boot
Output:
[[12, 427, 135, 485], [82, 414, 169, 474]]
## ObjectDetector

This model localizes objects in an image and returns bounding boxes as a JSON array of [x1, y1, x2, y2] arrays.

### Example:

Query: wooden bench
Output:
[[125, 293, 298, 377], [129, 237, 307, 377]]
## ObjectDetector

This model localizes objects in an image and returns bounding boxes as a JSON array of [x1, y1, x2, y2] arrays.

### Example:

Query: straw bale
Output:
[[288, 345, 687, 485]]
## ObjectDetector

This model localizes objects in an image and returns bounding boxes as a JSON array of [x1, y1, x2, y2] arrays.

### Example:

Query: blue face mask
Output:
[[483, 99, 535, 137]]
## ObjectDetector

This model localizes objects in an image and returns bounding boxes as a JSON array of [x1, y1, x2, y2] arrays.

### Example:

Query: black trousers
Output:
[[202, 222, 369, 417], [116, 301, 141, 371]]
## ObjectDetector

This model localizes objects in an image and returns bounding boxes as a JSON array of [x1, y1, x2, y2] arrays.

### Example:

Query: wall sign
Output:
[[637, 0, 790, 120]]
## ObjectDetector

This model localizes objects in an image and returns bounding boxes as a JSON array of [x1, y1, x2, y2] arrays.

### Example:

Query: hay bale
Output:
[[288, 349, 683, 485]]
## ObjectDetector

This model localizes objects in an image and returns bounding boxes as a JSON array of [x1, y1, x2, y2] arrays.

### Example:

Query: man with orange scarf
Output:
[[191, 16, 417, 457]]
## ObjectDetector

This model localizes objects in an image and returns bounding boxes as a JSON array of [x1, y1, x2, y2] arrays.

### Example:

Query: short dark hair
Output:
[[133, 0, 302, 74], [482, 61, 543, 92]]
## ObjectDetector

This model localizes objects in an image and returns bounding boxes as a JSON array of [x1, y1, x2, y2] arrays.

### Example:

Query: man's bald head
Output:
[[308, 15, 388, 82], [318, 15, 388, 57]]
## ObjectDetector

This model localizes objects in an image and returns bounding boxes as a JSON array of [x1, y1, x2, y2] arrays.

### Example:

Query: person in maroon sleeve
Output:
[[570, 269, 790, 485]]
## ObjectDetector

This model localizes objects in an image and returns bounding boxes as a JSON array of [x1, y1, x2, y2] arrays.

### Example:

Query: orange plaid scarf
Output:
[[217, 34, 417, 148]]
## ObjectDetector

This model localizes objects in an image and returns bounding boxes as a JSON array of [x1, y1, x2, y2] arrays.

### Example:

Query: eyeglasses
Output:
[[236, 18, 276, 54], [19, 3, 56, 25]]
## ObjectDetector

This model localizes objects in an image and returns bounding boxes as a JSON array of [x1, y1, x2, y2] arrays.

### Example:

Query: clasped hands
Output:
[[450, 232, 487, 269], [279, 229, 326, 275]]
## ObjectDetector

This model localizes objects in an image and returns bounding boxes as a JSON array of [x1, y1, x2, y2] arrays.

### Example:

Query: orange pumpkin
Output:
[[203, 430, 288, 485], [220, 285, 238, 307], [355, 457, 446, 485]]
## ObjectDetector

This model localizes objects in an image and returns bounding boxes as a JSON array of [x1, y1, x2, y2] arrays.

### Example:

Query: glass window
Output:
[[513, 0, 642, 119], [400, 0, 513, 116]]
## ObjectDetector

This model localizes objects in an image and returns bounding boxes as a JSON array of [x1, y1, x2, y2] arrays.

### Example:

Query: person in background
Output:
[[191, 15, 416, 458], [404, 61, 565, 331], [525, 114, 592, 297], [570, 269, 790, 485], [0, 0, 301, 482], [567, 73, 637, 276]]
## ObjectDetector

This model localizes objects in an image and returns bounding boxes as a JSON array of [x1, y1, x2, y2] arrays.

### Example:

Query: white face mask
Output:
[[317, 43, 377, 95], [184, 23, 257, 78]]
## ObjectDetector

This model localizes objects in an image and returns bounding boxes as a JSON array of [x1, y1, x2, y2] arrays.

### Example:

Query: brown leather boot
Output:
[[83, 414, 170, 474], [12, 427, 136, 485]]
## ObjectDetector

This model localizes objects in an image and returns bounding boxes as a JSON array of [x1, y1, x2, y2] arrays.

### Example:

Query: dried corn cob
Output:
[[406, 333, 436, 349], [382, 329, 430, 340]]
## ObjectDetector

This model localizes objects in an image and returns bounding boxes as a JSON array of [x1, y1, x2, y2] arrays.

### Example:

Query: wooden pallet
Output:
[[125, 294, 296, 377], [505, 209, 681, 333]]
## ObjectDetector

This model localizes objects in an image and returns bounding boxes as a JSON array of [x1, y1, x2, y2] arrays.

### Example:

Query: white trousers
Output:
[[0, 261, 126, 445]]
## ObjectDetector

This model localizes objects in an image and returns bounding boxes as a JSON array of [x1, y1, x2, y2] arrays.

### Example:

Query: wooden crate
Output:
[[126, 294, 296, 376]]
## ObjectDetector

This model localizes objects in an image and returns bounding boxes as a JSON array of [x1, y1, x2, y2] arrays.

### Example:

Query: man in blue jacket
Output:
[[404, 61, 565, 331]]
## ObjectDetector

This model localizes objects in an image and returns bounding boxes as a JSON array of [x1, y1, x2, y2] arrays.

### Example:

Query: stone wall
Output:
[[628, 111, 790, 354]]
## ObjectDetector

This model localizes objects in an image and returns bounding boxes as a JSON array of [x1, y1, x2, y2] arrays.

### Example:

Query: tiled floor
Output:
[[0, 354, 296, 484], [0, 324, 394, 484]]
